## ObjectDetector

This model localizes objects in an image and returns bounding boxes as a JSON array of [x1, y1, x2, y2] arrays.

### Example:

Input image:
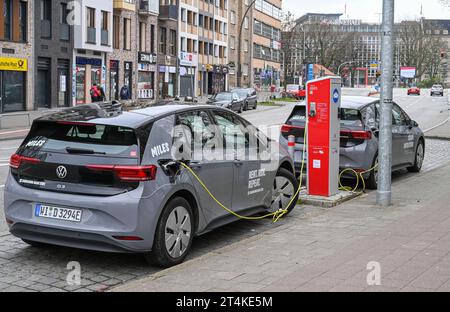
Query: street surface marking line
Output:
[[424, 116, 450, 133], [0, 128, 30, 135]]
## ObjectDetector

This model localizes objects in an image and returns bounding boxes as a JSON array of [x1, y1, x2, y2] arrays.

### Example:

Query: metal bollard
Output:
[[288, 135, 296, 160]]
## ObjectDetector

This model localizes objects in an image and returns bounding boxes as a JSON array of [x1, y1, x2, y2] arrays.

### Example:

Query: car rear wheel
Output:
[[238, 104, 243, 114], [408, 140, 425, 173], [269, 168, 299, 215], [244, 101, 249, 111], [146, 197, 194, 268]]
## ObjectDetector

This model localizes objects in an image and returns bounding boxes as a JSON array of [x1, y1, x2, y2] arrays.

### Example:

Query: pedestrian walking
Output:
[[90, 84, 101, 103], [120, 85, 130, 100]]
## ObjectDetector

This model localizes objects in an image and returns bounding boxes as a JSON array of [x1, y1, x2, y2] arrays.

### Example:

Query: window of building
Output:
[[139, 22, 147, 52], [113, 15, 120, 49], [41, 0, 52, 39], [19, 1, 27, 41], [86, 7, 96, 43], [101, 11, 109, 45], [159, 27, 167, 54], [151, 24, 155, 53], [123, 18, 131, 50], [170, 29, 176, 55], [3, 0, 12, 40]]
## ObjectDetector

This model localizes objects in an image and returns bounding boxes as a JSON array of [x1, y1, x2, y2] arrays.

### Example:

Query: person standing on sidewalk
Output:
[[90, 84, 101, 103]]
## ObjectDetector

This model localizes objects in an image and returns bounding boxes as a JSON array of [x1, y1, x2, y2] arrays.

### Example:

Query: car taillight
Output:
[[341, 130, 372, 140], [281, 124, 305, 133], [86, 164, 157, 182], [9, 154, 41, 169]]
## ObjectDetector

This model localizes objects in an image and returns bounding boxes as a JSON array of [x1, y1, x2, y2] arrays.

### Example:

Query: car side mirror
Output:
[[410, 120, 419, 128]]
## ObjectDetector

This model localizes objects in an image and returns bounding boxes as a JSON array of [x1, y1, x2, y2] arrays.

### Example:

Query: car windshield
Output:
[[433, 85, 443, 88], [215, 93, 232, 101], [234, 89, 248, 97], [287, 85, 298, 91], [341, 108, 363, 128]]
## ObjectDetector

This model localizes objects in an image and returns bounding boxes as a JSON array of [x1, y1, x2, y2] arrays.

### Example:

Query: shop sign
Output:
[[179, 67, 187, 76], [139, 52, 157, 64], [169, 66, 176, 74], [76, 57, 102, 67], [138, 63, 156, 71], [180, 52, 198, 66], [0, 57, 28, 71]]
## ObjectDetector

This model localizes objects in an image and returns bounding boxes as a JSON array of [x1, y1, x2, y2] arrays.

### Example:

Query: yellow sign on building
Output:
[[0, 57, 28, 72]]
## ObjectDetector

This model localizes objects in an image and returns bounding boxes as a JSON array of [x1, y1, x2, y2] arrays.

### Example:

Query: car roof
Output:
[[295, 96, 378, 109], [36, 102, 221, 129]]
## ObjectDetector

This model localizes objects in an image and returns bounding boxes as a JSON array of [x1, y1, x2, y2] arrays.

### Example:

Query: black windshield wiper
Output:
[[66, 147, 106, 155]]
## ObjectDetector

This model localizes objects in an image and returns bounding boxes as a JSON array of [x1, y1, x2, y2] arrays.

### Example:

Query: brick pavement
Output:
[[114, 162, 450, 292]]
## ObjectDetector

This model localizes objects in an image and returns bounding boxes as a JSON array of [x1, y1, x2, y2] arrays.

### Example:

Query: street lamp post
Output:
[[237, 0, 258, 88]]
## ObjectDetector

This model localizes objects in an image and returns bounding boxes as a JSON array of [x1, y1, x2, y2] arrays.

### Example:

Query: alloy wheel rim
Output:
[[417, 144, 424, 169], [271, 176, 295, 211], [165, 206, 191, 259]]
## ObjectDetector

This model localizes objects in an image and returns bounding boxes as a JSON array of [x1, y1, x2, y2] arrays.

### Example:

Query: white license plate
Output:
[[34, 204, 82, 223]]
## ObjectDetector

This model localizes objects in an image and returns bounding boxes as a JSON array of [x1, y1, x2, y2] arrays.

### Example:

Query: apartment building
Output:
[[228, 0, 252, 89], [0, 0, 33, 113], [252, 0, 282, 89], [158, 0, 178, 99], [73, 0, 113, 105], [34, 0, 74, 109]]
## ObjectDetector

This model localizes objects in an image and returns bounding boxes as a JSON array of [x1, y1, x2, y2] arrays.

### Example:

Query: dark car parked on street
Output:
[[207, 91, 245, 113], [232, 88, 258, 111]]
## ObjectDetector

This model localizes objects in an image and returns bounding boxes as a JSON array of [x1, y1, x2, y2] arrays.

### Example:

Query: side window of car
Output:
[[362, 104, 377, 129], [392, 104, 407, 126], [174, 110, 216, 160], [213, 111, 249, 152]]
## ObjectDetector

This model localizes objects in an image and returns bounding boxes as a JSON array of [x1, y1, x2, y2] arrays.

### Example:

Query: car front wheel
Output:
[[146, 197, 194, 268], [408, 140, 425, 173]]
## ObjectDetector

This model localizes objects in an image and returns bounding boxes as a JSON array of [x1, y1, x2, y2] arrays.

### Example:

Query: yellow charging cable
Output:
[[178, 124, 309, 223], [338, 163, 379, 193]]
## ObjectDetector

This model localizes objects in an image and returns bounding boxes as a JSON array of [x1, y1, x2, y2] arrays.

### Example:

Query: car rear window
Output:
[[22, 121, 139, 156], [287, 106, 307, 125], [341, 109, 363, 128]]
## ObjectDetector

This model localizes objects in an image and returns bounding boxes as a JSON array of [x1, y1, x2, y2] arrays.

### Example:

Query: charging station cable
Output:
[[178, 124, 309, 223]]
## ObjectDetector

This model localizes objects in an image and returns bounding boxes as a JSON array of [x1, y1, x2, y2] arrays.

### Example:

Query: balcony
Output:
[[101, 30, 109, 45], [113, 0, 136, 11], [159, 5, 178, 20], [87, 27, 96, 44], [139, 0, 159, 14]]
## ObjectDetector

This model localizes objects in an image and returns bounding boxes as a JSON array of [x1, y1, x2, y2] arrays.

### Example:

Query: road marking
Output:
[[0, 128, 30, 135], [424, 116, 450, 133]]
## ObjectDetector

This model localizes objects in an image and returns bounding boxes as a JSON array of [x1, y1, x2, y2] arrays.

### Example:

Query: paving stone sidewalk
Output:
[[114, 163, 450, 292]]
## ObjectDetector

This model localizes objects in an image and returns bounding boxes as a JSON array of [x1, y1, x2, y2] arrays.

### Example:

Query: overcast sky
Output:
[[283, 0, 450, 23]]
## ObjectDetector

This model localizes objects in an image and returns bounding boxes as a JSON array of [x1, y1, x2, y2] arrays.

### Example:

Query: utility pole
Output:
[[237, 0, 257, 88], [377, 0, 395, 207]]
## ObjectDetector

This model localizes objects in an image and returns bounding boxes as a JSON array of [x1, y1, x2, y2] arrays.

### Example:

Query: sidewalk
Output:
[[113, 163, 450, 292]]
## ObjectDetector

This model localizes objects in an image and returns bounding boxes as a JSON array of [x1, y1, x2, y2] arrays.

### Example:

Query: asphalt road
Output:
[[0, 90, 449, 291]]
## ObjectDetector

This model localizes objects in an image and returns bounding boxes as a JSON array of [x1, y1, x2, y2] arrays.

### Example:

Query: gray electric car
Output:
[[4, 102, 297, 267], [280, 96, 425, 189]]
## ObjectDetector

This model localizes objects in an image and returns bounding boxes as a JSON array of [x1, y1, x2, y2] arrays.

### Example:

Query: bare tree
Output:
[[396, 20, 446, 80]]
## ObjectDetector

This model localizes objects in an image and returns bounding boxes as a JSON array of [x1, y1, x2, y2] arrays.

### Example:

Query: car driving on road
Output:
[[207, 91, 245, 113], [4, 102, 298, 267], [279, 96, 425, 189], [431, 85, 444, 97], [232, 88, 258, 111], [407, 86, 421, 96]]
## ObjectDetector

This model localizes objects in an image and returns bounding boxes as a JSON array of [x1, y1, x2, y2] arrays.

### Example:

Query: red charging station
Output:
[[306, 77, 341, 197]]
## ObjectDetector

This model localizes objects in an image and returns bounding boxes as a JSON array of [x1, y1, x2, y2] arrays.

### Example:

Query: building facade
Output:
[[0, 0, 33, 114], [158, 0, 178, 99], [227, 0, 252, 90], [252, 0, 282, 89], [72, 0, 113, 105], [34, 0, 74, 110]]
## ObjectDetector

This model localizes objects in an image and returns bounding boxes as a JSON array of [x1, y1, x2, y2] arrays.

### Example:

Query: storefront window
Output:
[[1, 71, 25, 113], [138, 71, 154, 99], [76, 67, 86, 104]]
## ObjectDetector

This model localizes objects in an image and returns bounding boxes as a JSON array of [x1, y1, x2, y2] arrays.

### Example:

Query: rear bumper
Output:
[[3, 173, 164, 253]]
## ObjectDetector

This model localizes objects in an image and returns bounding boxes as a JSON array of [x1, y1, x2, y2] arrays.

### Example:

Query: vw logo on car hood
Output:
[[56, 166, 68, 179]]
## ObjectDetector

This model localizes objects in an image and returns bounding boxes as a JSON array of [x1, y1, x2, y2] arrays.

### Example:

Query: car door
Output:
[[174, 110, 235, 224], [249, 89, 257, 107], [211, 110, 270, 212], [392, 103, 412, 166], [232, 93, 241, 112]]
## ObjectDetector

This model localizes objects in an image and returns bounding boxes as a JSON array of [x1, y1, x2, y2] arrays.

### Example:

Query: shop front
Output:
[[109, 60, 119, 101], [158, 65, 177, 99], [0, 57, 27, 114], [138, 52, 157, 100], [207, 65, 227, 95], [74, 56, 104, 105], [179, 52, 198, 98]]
